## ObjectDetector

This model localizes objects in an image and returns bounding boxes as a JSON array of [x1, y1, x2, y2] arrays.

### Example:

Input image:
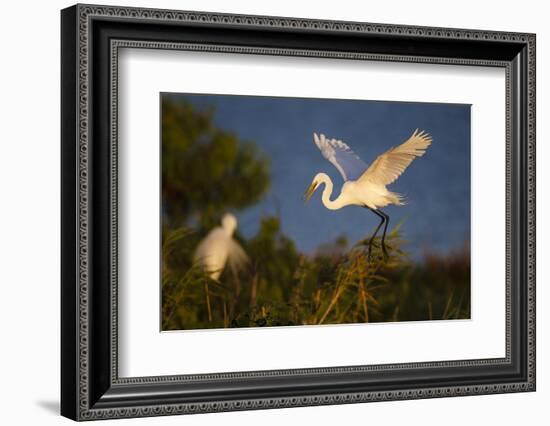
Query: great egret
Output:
[[194, 213, 249, 281], [304, 129, 433, 259]]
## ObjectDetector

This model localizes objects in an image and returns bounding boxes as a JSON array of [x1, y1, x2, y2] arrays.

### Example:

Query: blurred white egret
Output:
[[194, 213, 249, 281], [305, 129, 433, 259]]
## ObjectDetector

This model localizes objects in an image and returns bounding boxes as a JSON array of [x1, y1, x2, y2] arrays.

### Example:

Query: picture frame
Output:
[[61, 3, 536, 421]]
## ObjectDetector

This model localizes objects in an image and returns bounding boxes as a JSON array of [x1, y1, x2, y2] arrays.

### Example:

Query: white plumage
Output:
[[307, 129, 432, 210], [305, 129, 433, 258], [193, 213, 249, 281]]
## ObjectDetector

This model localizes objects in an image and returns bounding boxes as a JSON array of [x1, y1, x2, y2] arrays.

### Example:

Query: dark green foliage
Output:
[[161, 217, 470, 330], [372, 245, 470, 322], [162, 97, 270, 229]]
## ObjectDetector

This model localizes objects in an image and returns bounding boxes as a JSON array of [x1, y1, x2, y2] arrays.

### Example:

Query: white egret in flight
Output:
[[304, 129, 433, 259], [194, 213, 249, 281]]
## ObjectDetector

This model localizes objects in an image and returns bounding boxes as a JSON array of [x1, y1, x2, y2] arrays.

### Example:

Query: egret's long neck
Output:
[[319, 175, 347, 210]]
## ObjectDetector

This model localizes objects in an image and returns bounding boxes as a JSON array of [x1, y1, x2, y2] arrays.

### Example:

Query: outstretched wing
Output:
[[358, 129, 432, 186], [313, 133, 368, 182], [227, 239, 249, 277]]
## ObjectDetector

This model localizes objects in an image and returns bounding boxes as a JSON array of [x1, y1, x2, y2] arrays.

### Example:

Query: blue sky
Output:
[[165, 93, 471, 259]]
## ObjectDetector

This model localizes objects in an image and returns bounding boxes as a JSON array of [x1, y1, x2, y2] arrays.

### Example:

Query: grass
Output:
[[161, 220, 470, 331]]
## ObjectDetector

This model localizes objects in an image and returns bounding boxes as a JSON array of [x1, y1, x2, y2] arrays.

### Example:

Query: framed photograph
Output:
[[61, 4, 536, 421]]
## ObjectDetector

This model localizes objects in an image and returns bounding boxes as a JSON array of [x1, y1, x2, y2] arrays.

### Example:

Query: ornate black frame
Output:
[[61, 3, 536, 421]]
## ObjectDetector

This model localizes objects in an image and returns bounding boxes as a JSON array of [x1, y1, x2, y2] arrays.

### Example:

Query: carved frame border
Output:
[[61, 3, 535, 421]]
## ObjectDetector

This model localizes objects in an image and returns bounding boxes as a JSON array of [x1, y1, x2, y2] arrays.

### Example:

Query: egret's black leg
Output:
[[379, 210, 390, 259], [365, 207, 385, 260]]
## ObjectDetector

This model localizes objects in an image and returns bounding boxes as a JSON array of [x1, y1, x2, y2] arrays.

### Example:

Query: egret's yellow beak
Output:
[[304, 181, 319, 203]]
